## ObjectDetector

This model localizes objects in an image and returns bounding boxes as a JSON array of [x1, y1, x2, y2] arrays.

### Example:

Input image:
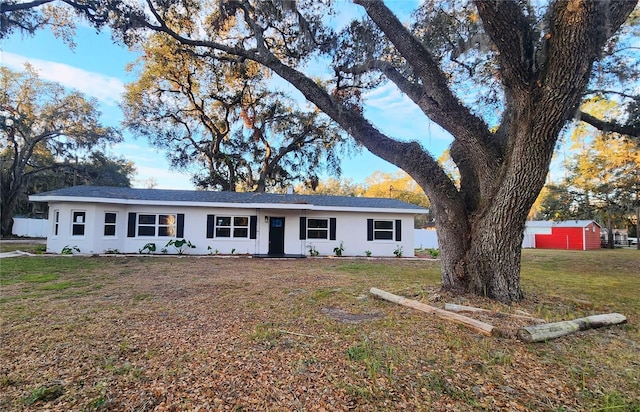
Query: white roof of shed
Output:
[[526, 220, 600, 228]]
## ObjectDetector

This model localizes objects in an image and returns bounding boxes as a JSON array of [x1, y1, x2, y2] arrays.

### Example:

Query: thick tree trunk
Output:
[[1, 213, 14, 237], [438, 210, 527, 303], [1, 173, 21, 237], [437, 95, 558, 303], [1, 193, 18, 236]]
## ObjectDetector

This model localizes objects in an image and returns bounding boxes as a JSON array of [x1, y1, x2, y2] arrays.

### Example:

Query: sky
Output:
[[0, 2, 454, 190]]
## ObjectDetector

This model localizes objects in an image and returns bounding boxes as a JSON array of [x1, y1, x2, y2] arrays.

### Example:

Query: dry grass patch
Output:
[[0, 252, 638, 411]]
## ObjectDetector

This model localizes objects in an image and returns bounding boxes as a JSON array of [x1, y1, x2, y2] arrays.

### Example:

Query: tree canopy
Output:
[[123, 33, 354, 192], [2, 0, 638, 302], [0, 65, 123, 235]]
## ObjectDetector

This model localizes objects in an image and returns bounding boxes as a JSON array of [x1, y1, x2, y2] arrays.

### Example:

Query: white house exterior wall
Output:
[[126, 205, 260, 255], [43, 202, 417, 257], [301, 211, 414, 257], [47, 202, 103, 254]]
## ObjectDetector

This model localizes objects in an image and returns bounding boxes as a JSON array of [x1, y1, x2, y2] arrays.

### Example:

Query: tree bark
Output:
[[1, 159, 24, 236]]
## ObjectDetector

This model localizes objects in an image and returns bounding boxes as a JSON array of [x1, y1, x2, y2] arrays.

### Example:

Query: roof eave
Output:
[[29, 195, 427, 214]]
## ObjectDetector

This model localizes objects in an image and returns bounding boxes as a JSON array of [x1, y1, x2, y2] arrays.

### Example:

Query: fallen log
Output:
[[370, 287, 495, 336], [518, 313, 627, 343], [445, 303, 546, 324]]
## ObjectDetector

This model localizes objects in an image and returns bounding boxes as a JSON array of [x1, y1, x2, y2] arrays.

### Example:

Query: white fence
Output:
[[414, 229, 438, 249], [12, 218, 48, 238]]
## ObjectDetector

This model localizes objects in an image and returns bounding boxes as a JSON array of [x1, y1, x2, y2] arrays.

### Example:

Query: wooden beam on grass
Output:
[[445, 303, 546, 324], [370, 287, 495, 336], [518, 313, 627, 343]]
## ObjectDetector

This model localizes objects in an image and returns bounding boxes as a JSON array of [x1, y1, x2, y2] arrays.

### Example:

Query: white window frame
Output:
[[71, 210, 86, 237], [53, 209, 60, 237], [373, 219, 394, 241], [103, 212, 118, 237], [307, 218, 329, 240], [215, 215, 250, 239], [137, 213, 177, 237]]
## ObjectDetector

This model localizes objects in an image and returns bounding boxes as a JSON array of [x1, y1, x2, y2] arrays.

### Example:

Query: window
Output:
[[53, 210, 60, 236], [104, 212, 117, 236], [299, 217, 336, 240], [72, 211, 86, 236], [137, 214, 176, 237], [374, 220, 394, 240], [207, 215, 256, 239], [215, 216, 249, 238], [367, 219, 401, 241], [307, 218, 329, 239]]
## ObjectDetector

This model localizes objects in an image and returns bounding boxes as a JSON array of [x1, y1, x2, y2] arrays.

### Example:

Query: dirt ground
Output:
[[1, 256, 638, 411]]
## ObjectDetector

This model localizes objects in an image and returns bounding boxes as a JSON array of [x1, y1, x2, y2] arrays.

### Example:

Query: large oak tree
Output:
[[123, 35, 352, 192], [3, 0, 638, 302], [0, 65, 121, 235]]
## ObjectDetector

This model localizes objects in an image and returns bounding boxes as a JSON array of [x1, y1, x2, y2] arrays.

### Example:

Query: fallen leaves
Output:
[[0, 257, 637, 411]]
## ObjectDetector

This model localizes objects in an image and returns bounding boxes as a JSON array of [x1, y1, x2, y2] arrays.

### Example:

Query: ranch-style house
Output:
[[29, 186, 427, 257]]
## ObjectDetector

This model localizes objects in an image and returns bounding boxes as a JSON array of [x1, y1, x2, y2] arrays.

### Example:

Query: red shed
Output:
[[532, 220, 601, 250]]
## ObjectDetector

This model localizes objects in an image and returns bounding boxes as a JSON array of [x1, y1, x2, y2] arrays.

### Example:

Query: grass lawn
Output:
[[0, 249, 638, 411], [0, 240, 46, 254]]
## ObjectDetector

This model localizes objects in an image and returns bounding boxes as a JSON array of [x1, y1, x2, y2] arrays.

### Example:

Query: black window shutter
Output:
[[330, 218, 337, 240], [299, 217, 307, 240], [395, 219, 402, 241], [206, 215, 215, 239], [127, 213, 137, 237], [250, 215, 257, 239], [367, 219, 374, 241], [177, 214, 185, 238]]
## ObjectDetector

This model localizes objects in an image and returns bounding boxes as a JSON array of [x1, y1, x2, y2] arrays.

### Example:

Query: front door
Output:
[[268, 217, 285, 255]]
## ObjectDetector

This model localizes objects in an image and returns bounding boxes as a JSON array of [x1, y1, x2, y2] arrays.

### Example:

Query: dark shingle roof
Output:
[[30, 185, 427, 212]]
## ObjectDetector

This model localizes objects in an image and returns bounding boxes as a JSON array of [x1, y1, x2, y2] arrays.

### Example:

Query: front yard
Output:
[[1, 250, 638, 410]]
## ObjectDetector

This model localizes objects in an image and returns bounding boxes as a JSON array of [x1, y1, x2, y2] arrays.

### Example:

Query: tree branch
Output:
[[474, 0, 536, 91], [0, 0, 53, 13], [584, 89, 639, 100], [353, 0, 500, 194], [139, 0, 462, 207], [578, 111, 640, 139]]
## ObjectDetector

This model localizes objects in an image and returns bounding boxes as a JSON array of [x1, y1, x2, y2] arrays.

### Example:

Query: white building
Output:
[[29, 186, 426, 257]]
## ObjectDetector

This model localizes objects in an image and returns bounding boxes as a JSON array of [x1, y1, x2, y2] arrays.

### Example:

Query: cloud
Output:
[[362, 82, 453, 147], [364, 82, 419, 116], [109, 141, 194, 190], [133, 165, 195, 190], [0, 51, 125, 106]]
